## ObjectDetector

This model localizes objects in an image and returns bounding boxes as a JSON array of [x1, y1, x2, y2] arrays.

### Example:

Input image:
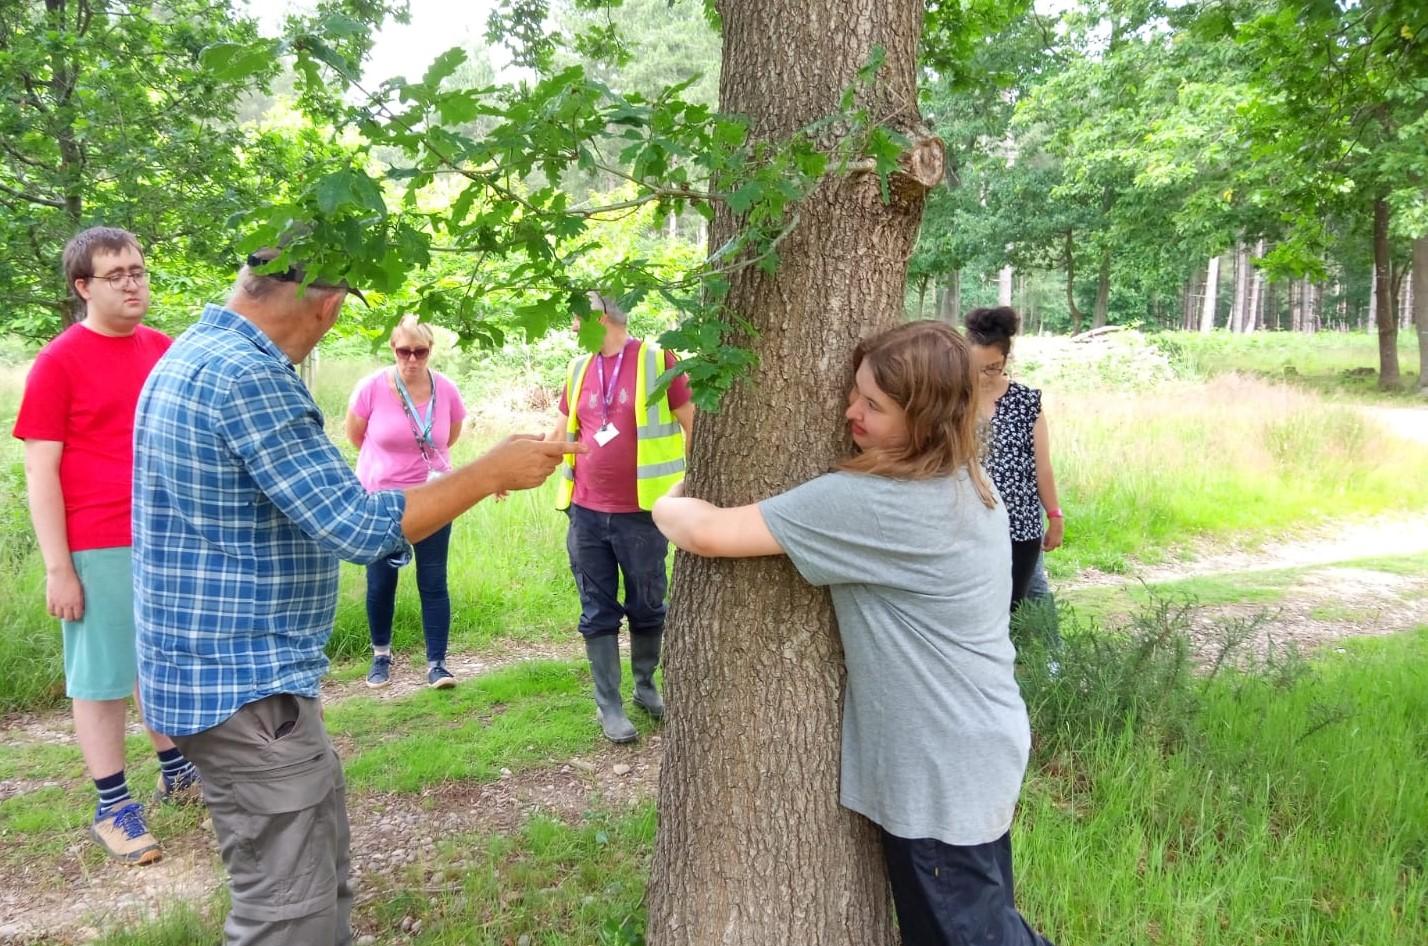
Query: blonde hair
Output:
[[837, 320, 995, 507], [390, 314, 434, 348]]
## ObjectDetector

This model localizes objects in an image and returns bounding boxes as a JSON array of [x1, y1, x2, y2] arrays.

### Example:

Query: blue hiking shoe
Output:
[[90, 802, 162, 865], [427, 661, 456, 689], [153, 767, 203, 807], [366, 654, 393, 689]]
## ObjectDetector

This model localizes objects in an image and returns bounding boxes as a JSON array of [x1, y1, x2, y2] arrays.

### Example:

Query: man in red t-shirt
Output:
[[554, 294, 693, 743], [12, 227, 199, 865]]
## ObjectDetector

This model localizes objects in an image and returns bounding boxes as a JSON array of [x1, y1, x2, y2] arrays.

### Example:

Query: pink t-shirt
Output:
[[557, 338, 691, 514], [350, 369, 468, 491], [11, 323, 173, 551]]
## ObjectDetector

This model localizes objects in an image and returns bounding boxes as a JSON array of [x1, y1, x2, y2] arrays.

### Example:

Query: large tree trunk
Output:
[[1199, 255, 1219, 332], [1092, 246, 1110, 329], [1373, 198, 1401, 388], [648, 2, 932, 942], [1414, 236, 1427, 392]]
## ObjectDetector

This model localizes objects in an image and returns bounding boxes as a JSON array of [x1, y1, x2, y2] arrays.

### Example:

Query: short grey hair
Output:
[[588, 291, 627, 326]]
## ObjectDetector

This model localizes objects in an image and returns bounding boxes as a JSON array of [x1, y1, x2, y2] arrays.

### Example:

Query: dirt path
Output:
[[1362, 404, 1428, 447], [1071, 510, 1428, 587], [1066, 510, 1428, 664]]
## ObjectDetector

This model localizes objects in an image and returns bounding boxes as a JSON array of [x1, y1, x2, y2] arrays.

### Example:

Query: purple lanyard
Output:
[[594, 347, 626, 425]]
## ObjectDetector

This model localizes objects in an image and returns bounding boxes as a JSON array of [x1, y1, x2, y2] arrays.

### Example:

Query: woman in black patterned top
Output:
[[966, 307, 1064, 610]]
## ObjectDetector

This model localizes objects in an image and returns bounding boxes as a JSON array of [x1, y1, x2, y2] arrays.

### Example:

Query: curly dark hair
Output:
[[964, 306, 1021, 356]]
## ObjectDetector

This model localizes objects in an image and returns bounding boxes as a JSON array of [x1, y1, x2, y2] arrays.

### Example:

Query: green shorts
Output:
[[61, 546, 138, 701]]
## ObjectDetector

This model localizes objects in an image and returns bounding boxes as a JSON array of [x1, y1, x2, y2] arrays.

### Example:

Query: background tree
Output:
[[0, 0, 387, 337]]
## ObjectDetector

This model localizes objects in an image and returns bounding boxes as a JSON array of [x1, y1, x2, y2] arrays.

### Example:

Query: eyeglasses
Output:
[[394, 347, 430, 360], [90, 269, 149, 289]]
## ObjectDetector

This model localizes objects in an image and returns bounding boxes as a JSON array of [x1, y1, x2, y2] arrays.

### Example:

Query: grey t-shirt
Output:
[[759, 469, 1030, 846]]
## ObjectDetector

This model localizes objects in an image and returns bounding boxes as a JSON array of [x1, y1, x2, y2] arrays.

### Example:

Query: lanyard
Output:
[[393, 369, 436, 445], [594, 346, 626, 425]]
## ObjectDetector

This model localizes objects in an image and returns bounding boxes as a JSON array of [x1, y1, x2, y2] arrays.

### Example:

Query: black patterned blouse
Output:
[[984, 381, 1044, 542]]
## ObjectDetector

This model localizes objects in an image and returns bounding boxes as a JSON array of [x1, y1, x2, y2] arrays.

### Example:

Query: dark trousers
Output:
[[172, 695, 351, 946], [565, 505, 668, 639], [881, 829, 1055, 946], [1010, 537, 1043, 612], [365, 523, 451, 661]]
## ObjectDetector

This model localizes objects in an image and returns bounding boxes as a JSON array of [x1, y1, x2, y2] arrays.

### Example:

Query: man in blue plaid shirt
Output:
[[133, 252, 582, 946]]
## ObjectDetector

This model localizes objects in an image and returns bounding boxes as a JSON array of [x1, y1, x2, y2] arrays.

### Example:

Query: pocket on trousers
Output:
[[232, 753, 333, 815]]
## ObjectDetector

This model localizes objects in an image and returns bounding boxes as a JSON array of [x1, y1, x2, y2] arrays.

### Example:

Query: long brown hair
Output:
[[838, 320, 995, 507]]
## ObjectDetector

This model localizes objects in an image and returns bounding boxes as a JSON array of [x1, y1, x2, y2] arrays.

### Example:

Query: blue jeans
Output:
[[365, 524, 451, 661], [565, 505, 668, 639]]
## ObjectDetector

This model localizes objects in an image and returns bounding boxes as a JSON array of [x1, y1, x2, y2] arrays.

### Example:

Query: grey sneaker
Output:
[[366, 654, 392, 689], [427, 661, 456, 689]]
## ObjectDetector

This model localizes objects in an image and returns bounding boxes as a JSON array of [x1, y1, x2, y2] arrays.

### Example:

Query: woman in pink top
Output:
[[345, 316, 468, 689]]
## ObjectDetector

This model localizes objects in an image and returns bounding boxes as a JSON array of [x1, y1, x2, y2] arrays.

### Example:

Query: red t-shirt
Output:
[[11, 323, 173, 551], [558, 338, 692, 513]]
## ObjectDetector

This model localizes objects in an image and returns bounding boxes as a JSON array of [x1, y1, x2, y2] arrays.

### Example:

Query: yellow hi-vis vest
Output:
[[556, 340, 686, 511]]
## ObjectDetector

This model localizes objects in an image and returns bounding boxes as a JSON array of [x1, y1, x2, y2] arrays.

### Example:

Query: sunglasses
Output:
[[394, 347, 430, 360]]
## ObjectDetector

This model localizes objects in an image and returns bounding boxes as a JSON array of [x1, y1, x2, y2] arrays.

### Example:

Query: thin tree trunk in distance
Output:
[[1373, 198, 1401, 388], [1092, 246, 1110, 329], [1230, 241, 1248, 333], [1064, 230, 1083, 333], [1246, 240, 1264, 335], [938, 270, 961, 325], [998, 265, 1014, 306], [1413, 236, 1427, 392], [1199, 255, 1219, 332], [648, 1, 933, 941]]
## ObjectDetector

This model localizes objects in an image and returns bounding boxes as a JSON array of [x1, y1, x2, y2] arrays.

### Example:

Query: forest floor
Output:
[[4, 504, 1427, 945]]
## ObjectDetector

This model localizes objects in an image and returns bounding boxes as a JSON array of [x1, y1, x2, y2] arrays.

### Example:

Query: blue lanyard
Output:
[[393, 370, 436, 445], [594, 347, 626, 425]]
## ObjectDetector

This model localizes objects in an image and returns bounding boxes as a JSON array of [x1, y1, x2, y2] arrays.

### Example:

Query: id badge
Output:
[[593, 422, 620, 447], [427, 468, 445, 482]]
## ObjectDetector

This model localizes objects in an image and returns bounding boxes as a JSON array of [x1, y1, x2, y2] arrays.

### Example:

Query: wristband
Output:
[[1046, 509, 1063, 519]]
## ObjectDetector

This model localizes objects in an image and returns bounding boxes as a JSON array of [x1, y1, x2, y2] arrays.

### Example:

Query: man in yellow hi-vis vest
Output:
[[554, 293, 694, 743]]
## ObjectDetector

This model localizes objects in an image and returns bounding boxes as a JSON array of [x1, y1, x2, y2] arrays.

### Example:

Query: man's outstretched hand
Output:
[[484, 434, 587, 492]]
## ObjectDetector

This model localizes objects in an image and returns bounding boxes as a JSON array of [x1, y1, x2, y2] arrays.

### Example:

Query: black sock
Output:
[[94, 770, 132, 814]]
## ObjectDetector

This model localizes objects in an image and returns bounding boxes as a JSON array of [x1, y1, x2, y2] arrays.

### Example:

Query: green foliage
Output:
[[0, 0, 391, 339]]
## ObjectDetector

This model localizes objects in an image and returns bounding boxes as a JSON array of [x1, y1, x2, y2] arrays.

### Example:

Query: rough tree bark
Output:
[[1414, 236, 1427, 393], [1373, 198, 1401, 388], [1199, 255, 1219, 332], [647, 1, 935, 943]]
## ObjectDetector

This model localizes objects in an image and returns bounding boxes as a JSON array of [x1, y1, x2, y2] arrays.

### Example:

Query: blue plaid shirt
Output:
[[134, 304, 409, 736]]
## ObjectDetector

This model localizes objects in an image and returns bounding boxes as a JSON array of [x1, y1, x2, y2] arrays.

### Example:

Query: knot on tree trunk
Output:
[[846, 129, 945, 210]]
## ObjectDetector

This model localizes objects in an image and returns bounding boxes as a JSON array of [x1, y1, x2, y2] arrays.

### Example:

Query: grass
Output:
[[1154, 329, 1425, 398], [46, 618, 1428, 946], [83, 808, 655, 946], [1013, 627, 1428, 945], [330, 659, 658, 792], [6, 335, 1428, 709], [1049, 374, 1428, 575]]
